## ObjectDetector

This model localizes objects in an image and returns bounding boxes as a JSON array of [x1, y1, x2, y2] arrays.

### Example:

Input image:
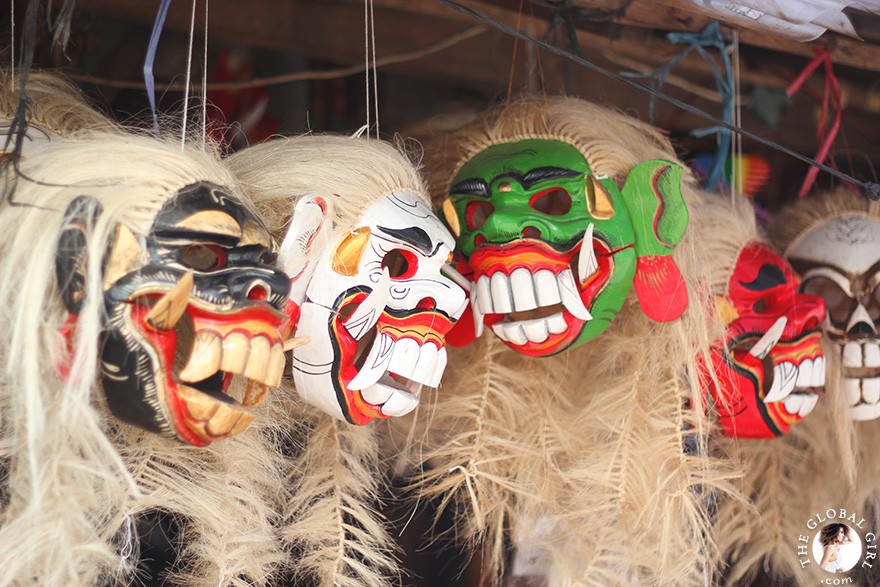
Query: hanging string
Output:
[[369, 0, 379, 138], [786, 47, 843, 198], [145, 0, 173, 136], [364, 0, 370, 138], [181, 0, 198, 151], [201, 0, 209, 149], [535, 0, 632, 96], [621, 21, 734, 191], [1, 0, 38, 205], [506, 0, 525, 102], [731, 28, 742, 201], [431, 0, 880, 201], [10, 0, 13, 88]]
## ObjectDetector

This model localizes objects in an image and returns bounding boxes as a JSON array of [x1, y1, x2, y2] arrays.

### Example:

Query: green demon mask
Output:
[[441, 139, 689, 356]]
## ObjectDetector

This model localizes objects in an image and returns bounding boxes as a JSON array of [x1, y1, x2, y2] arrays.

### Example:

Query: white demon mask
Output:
[[788, 214, 880, 420], [279, 191, 468, 424]]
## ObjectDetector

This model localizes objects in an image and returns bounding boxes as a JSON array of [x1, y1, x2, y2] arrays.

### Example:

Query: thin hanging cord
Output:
[[364, 0, 370, 138], [369, 0, 379, 138], [506, 0, 525, 102], [145, 0, 172, 136], [201, 0, 209, 149], [181, 0, 198, 151], [732, 29, 742, 201], [10, 0, 13, 88], [431, 0, 880, 201]]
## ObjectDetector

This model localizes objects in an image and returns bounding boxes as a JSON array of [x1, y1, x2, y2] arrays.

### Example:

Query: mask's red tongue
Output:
[[634, 255, 688, 322]]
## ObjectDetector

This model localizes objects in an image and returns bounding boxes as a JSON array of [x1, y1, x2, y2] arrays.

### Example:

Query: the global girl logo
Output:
[[795, 508, 877, 584]]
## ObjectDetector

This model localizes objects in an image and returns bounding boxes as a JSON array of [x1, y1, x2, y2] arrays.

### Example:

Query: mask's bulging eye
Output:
[[465, 201, 494, 231], [179, 244, 227, 271], [530, 188, 572, 216], [382, 249, 418, 279]]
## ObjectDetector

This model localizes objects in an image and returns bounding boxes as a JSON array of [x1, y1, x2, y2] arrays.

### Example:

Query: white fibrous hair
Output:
[[0, 131, 286, 586], [0, 68, 118, 136], [392, 96, 740, 586], [225, 134, 417, 587], [227, 133, 427, 236]]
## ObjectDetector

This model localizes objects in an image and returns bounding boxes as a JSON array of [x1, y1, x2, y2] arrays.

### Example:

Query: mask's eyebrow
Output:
[[520, 166, 581, 189], [739, 263, 787, 291], [450, 177, 489, 198], [377, 225, 437, 255]]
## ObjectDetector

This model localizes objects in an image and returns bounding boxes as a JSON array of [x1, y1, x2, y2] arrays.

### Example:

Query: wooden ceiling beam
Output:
[[572, 0, 880, 73]]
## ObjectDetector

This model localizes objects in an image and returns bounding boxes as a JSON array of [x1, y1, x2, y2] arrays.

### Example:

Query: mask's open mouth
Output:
[[471, 225, 614, 353], [760, 355, 824, 419], [131, 282, 288, 445], [173, 318, 286, 440], [344, 318, 449, 419]]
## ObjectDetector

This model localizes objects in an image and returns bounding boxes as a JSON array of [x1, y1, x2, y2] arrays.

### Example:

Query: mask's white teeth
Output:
[[748, 316, 787, 359], [812, 356, 825, 388], [557, 269, 592, 321], [783, 393, 804, 417], [207, 401, 253, 437], [476, 275, 494, 314], [577, 223, 598, 284], [179, 331, 222, 383], [388, 338, 421, 380], [410, 342, 440, 387], [798, 394, 819, 417], [471, 285, 485, 338], [510, 268, 538, 312], [430, 347, 449, 387], [244, 336, 271, 385], [863, 378, 880, 405], [763, 361, 798, 403], [866, 343, 880, 368], [348, 333, 394, 391], [377, 386, 419, 417], [490, 272, 514, 313], [534, 269, 562, 306], [243, 380, 269, 407], [492, 322, 527, 346], [359, 375, 420, 417], [844, 342, 863, 368], [220, 332, 250, 374], [178, 385, 254, 438], [267, 343, 286, 387], [342, 267, 390, 340], [145, 271, 194, 330], [844, 378, 862, 407], [794, 358, 814, 389]]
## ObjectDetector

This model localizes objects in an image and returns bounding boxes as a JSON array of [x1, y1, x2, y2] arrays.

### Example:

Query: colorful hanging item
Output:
[[706, 237, 826, 438], [227, 135, 467, 426], [441, 125, 688, 357], [779, 191, 880, 420]]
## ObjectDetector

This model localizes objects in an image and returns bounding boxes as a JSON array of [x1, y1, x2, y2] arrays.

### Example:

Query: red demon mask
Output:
[[708, 242, 826, 438]]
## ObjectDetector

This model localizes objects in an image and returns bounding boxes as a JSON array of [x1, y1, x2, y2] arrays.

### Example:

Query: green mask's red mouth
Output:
[[467, 229, 618, 356]]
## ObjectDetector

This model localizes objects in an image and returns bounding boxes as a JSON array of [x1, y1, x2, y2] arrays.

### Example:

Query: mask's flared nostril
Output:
[[417, 297, 436, 310], [847, 321, 878, 339], [246, 280, 270, 302], [522, 226, 541, 239]]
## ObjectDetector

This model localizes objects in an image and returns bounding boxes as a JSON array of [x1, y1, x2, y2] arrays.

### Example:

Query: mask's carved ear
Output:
[[620, 160, 689, 322], [55, 195, 103, 314], [278, 194, 335, 305]]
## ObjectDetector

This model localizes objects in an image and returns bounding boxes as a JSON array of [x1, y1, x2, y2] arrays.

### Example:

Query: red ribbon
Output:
[[785, 47, 842, 198]]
